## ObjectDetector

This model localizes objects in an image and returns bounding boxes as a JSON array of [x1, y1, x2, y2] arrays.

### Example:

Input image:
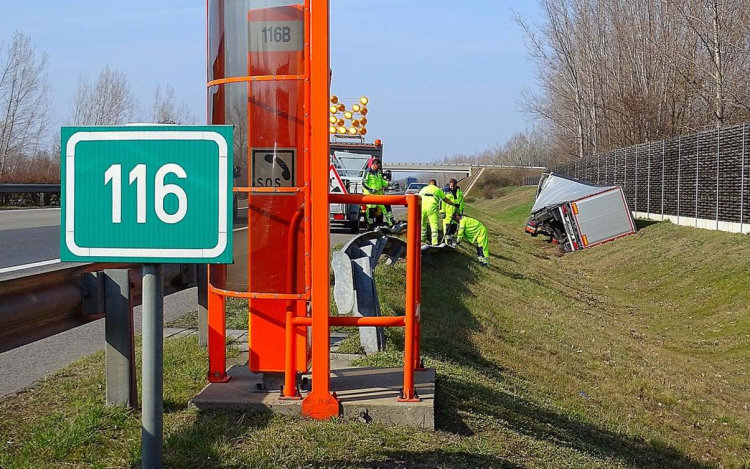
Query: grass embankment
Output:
[[166, 298, 248, 331], [2, 186, 749, 468]]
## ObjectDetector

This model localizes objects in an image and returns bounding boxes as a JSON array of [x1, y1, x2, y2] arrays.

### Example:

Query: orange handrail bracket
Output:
[[301, 0, 340, 419], [282, 208, 305, 400], [329, 193, 408, 206], [292, 316, 406, 327], [207, 265, 230, 382]]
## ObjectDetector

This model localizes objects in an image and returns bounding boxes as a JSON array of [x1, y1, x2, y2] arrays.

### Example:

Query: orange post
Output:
[[400, 194, 421, 401], [301, 0, 339, 419], [414, 197, 423, 370], [207, 265, 230, 382]]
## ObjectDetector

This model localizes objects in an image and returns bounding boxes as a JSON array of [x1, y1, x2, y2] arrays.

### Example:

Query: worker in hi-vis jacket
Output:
[[452, 212, 490, 266], [419, 179, 457, 245], [440, 178, 465, 243], [362, 158, 393, 228]]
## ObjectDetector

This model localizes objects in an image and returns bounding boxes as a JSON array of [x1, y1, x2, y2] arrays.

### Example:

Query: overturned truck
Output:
[[525, 173, 636, 252]]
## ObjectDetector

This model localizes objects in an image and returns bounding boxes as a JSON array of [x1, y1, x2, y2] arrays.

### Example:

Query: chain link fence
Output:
[[522, 175, 541, 186], [552, 123, 749, 233]]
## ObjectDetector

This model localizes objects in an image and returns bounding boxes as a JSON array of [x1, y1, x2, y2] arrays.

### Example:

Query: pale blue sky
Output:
[[0, 0, 540, 162]]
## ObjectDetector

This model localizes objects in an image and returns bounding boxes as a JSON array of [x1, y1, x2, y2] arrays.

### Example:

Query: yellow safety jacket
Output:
[[362, 168, 389, 195], [418, 185, 446, 212], [441, 187, 465, 215], [458, 216, 487, 245]]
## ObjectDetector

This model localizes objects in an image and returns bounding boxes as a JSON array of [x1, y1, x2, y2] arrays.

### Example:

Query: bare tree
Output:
[[435, 127, 552, 167], [150, 83, 197, 124], [516, 0, 750, 160], [0, 32, 51, 181], [70, 65, 137, 125]]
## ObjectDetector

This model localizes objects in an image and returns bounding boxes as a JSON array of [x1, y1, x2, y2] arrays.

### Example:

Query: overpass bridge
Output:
[[381, 163, 547, 196], [381, 163, 546, 177]]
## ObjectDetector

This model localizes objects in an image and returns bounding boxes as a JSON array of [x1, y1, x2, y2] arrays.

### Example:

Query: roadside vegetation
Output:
[[2, 187, 749, 468], [166, 298, 248, 331]]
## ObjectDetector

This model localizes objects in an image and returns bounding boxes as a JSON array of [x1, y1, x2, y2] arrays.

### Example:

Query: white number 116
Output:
[[104, 163, 188, 224]]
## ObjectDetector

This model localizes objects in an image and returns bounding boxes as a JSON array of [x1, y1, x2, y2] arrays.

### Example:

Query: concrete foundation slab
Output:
[[190, 357, 435, 429]]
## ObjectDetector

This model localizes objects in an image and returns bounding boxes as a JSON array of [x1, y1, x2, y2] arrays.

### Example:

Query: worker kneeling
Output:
[[363, 158, 394, 228], [451, 212, 490, 266], [419, 179, 457, 245]]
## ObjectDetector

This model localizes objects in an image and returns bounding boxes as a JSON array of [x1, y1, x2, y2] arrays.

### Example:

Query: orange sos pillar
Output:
[[207, 0, 336, 417], [206, 0, 312, 385], [245, 5, 311, 378]]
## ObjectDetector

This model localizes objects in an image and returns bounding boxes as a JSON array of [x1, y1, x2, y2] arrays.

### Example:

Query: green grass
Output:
[[2, 186, 749, 468], [166, 298, 248, 330]]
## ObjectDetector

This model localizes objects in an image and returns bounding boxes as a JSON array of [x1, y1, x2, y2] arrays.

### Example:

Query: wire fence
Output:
[[551, 122, 749, 233], [522, 175, 541, 186]]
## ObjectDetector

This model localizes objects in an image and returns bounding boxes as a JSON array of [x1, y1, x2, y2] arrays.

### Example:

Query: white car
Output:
[[404, 182, 428, 195]]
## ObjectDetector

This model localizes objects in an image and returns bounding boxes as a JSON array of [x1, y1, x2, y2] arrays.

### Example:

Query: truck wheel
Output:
[[349, 220, 360, 234]]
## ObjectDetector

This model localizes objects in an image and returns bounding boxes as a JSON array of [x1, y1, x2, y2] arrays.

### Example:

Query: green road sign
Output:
[[60, 126, 233, 263]]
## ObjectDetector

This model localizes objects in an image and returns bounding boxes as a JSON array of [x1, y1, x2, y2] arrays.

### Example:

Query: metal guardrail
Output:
[[332, 231, 407, 354], [0, 183, 61, 194], [0, 262, 196, 353], [0, 183, 61, 207]]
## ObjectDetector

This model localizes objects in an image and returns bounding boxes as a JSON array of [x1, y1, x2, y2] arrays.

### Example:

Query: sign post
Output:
[[141, 264, 163, 469], [61, 125, 234, 469]]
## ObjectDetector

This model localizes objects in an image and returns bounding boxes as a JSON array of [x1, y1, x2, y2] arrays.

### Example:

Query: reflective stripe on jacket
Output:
[[418, 185, 446, 211]]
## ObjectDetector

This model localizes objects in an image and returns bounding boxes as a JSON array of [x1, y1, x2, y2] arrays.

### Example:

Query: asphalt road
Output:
[[0, 206, 367, 275], [0, 209, 61, 271], [0, 205, 405, 397]]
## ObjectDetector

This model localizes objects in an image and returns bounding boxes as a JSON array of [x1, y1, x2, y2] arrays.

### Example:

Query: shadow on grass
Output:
[[320, 450, 525, 468], [443, 373, 711, 469], [164, 411, 274, 467], [636, 219, 661, 230], [418, 248, 712, 469]]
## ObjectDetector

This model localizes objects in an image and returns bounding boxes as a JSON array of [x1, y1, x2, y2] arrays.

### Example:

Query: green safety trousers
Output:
[[442, 203, 458, 239], [422, 206, 440, 245], [362, 189, 393, 227], [473, 229, 490, 259]]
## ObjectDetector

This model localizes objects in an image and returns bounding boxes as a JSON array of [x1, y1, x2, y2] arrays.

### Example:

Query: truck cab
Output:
[[329, 139, 388, 233]]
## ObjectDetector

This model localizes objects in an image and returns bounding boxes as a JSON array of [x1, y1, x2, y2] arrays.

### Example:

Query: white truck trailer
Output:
[[525, 173, 636, 252]]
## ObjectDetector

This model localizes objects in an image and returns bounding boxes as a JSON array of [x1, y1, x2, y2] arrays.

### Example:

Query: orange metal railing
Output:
[[321, 193, 422, 401], [207, 193, 422, 402]]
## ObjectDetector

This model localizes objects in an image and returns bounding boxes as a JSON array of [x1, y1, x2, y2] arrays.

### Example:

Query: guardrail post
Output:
[[197, 264, 208, 347], [104, 268, 137, 408], [82, 272, 104, 316]]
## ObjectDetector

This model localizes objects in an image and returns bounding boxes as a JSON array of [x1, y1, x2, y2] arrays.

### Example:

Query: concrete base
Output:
[[190, 355, 435, 429]]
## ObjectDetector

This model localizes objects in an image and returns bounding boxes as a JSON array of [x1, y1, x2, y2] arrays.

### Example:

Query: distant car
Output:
[[405, 182, 427, 195]]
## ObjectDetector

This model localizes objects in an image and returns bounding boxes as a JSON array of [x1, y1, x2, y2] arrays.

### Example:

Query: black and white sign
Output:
[[251, 148, 296, 188]]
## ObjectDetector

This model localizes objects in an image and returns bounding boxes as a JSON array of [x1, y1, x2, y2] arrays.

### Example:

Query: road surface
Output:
[[0, 205, 380, 275], [0, 205, 406, 397]]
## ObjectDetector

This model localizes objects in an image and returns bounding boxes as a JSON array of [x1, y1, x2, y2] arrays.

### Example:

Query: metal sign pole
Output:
[[141, 264, 164, 469]]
